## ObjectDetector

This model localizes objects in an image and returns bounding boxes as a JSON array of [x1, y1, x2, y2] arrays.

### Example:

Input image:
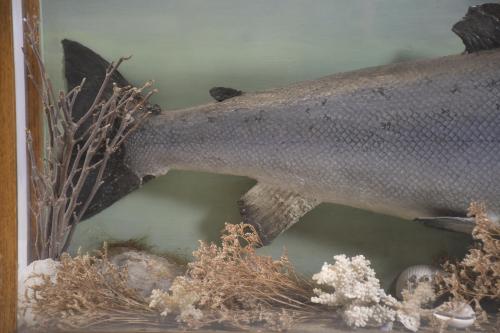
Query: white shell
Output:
[[395, 265, 439, 300], [433, 302, 475, 329], [18, 259, 61, 327]]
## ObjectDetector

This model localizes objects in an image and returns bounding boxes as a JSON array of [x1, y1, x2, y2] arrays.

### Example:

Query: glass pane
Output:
[[19, 0, 498, 332]]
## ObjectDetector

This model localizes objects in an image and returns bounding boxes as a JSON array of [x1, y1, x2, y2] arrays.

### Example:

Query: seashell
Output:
[[395, 265, 439, 300], [433, 301, 475, 329]]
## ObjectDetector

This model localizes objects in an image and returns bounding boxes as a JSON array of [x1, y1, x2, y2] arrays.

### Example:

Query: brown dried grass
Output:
[[29, 214, 497, 331], [26, 224, 330, 331], [436, 202, 500, 321], [26, 249, 163, 331], [156, 223, 329, 330]]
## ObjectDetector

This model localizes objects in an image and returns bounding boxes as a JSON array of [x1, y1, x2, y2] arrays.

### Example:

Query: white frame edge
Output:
[[12, 0, 29, 270]]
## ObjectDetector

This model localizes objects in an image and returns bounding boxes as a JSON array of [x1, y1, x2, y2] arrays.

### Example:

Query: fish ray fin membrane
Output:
[[453, 3, 500, 53], [62, 39, 131, 124], [238, 183, 319, 245], [414, 216, 475, 234]]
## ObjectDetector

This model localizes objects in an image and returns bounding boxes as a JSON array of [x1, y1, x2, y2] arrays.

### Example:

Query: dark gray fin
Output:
[[238, 183, 319, 245], [452, 3, 500, 53], [415, 217, 474, 234], [209, 86, 242, 102], [62, 40, 155, 221], [62, 39, 131, 128]]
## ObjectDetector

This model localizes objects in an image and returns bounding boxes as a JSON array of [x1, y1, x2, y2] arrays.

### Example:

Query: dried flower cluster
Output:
[[311, 255, 435, 332], [26, 250, 160, 330], [148, 223, 321, 330], [30, 221, 498, 332], [397, 282, 436, 331], [437, 202, 499, 319]]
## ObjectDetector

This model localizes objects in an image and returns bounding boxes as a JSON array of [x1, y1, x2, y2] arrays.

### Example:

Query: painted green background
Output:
[[41, 0, 485, 287]]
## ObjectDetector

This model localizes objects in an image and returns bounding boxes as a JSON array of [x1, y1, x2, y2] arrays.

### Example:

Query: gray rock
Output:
[[109, 249, 184, 298]]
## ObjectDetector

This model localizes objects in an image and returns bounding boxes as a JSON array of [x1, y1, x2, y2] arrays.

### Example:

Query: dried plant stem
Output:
[[149, 223, 330, 330], [27, 250, 170, 331], [23, 18, 155, 259], [437, 202, 499, 321]]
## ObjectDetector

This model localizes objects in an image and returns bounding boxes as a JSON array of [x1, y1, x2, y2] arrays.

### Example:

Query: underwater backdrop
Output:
[[40, 0, 484, 288]]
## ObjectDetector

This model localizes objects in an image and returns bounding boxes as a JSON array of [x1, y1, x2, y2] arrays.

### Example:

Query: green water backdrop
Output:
[[41, 0, 486, 287]]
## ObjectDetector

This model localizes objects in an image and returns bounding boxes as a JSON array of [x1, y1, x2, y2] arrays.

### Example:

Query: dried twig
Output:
[[24, 18, 155, 259]]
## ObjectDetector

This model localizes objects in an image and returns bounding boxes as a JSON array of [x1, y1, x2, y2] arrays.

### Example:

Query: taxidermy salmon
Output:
[[65, 4, 500, 244]]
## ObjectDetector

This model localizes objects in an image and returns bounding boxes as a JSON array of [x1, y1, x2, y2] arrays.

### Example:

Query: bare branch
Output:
[[24, 18, 155, 259]]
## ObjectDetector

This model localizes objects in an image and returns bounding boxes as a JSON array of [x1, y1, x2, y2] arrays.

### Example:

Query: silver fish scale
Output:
[[125, 50, 500, 220]]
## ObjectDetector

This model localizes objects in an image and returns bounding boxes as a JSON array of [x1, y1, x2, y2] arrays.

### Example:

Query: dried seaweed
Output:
[[25, 206, 499, 331], [436, 202, 500, 321], [149, 223, 328, 330], [26, 249, 162, 331]]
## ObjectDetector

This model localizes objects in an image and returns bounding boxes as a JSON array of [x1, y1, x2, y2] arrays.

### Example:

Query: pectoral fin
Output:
[[238, 184, 319, 245], [453, 3, 500, 53], [414, 216, 475, 234]]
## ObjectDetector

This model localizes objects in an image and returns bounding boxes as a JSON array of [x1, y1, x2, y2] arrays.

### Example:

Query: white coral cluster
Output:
[[312, 255, 389, 304], [311, 255, 432, 331], [311, 255, 397, 328]]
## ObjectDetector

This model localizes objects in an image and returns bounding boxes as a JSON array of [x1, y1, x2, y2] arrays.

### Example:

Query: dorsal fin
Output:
[[452, 3, 500, 53], [209, 86, 242, 102]]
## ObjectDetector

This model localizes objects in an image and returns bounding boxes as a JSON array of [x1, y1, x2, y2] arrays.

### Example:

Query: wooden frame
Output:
[[0, 0, 19, 331], [0, 0, 41, 331]]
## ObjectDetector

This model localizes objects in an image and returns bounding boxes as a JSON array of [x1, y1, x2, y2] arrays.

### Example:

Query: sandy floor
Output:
[[35, 317, 498, 333]]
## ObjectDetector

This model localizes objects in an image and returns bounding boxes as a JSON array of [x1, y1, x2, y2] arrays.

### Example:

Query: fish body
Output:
[[126, 50, 500, 221], [64, 3, 500, 243]]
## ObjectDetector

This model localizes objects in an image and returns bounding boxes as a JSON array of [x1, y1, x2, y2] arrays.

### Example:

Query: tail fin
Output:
[[62, 39, 131, 123], [452, 3, 500, 53], [62, 40, 149, 221]]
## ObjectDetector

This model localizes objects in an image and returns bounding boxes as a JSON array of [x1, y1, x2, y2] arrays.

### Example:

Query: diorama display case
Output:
[[1, 1, 498, 332]]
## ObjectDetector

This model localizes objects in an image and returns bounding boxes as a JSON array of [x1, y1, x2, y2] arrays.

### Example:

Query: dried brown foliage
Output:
[[26, 250, 161, 331], [437, 202, 500, 319], [150, 223, 326, 330], [24, 19, 155, 259]]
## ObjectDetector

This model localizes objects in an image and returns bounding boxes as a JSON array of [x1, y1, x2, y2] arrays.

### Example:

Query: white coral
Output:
[[312, 255, 384, 305], [311, 255, 396, 328], [311, 255, 432, 331]]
